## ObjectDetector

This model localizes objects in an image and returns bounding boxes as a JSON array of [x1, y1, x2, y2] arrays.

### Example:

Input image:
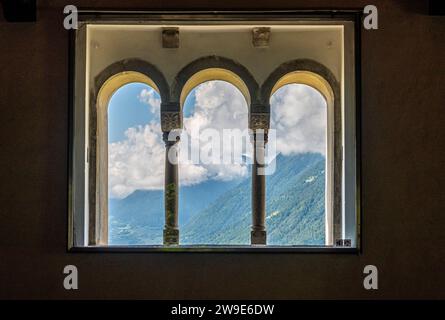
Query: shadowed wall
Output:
[[0, 0, 444, 299]]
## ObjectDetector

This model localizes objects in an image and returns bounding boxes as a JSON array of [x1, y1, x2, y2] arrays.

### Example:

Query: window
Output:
[[268, 84, 328, 246], [108, 83, 164, 245], [69, 12, 360, 251]]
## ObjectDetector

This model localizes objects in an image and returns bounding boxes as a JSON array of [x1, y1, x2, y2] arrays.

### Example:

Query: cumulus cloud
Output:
[[108, 81, 326, 198], [108, 123, 164, 198], [271, 84, 327, 156], [138, 88, 161, 114], [179, 81, 250, 184]]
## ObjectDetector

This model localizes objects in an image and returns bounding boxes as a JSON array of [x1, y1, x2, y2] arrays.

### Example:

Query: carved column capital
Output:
[[249, 112, 270, 131], [249, 112, 270, 145], [161, 111, 182, 132]]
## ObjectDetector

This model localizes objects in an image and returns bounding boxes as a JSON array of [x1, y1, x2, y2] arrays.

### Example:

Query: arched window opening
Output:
[[179, 80, 252, 245], [107, 82, 164, 245], [268, 83, 329, 245], [179, 68, 251, 107]]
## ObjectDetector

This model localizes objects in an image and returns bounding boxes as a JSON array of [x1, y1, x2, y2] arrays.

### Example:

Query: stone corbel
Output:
[[162, 27, 179, 48], [252, 27, 271, 48]]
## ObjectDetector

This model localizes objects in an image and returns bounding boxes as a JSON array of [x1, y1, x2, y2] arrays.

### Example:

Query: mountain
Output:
[[109, 152, 326, 246], [181, 153, 325, 245], [265, 153, 325, 245], [109, 178, 241, 244]]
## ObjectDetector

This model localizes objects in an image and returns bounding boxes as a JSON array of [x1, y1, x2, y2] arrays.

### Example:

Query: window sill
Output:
[[68, 245, 358, 254]]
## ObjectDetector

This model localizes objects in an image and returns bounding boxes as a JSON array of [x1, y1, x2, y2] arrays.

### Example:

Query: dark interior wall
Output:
[[0, 0, 444, 299]]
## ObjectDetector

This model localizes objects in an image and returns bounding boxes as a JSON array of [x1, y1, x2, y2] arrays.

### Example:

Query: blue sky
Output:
[[108, 82, 196, 143]]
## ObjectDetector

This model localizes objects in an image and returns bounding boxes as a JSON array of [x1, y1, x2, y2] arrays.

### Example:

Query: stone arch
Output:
[[89, 58, 168, 245], [171, 56, 260, 108], [262, 59, 342, 246], [94, 58, 169, 106], [261, 59, 339, 106]]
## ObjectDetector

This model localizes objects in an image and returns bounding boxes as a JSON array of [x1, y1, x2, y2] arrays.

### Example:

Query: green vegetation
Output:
[[109, 152, 325, 246]]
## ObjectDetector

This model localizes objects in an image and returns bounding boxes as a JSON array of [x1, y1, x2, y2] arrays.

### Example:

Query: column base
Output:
[[251, 230, 266, 245], [163, 228, 179, 245]]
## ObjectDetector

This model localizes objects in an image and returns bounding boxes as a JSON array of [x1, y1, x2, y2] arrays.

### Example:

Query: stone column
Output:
[[250, 112, 270, 245], [161, 108, 182, 245], [163, 131, 180, 245]]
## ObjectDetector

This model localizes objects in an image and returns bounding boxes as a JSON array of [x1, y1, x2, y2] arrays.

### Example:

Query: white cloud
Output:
[[271, 84, 327, 156], [108, 82, 326, 198], [179, 81, 250, 184], [138, 88, 161, 114], [108, 123, 164, 198]]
